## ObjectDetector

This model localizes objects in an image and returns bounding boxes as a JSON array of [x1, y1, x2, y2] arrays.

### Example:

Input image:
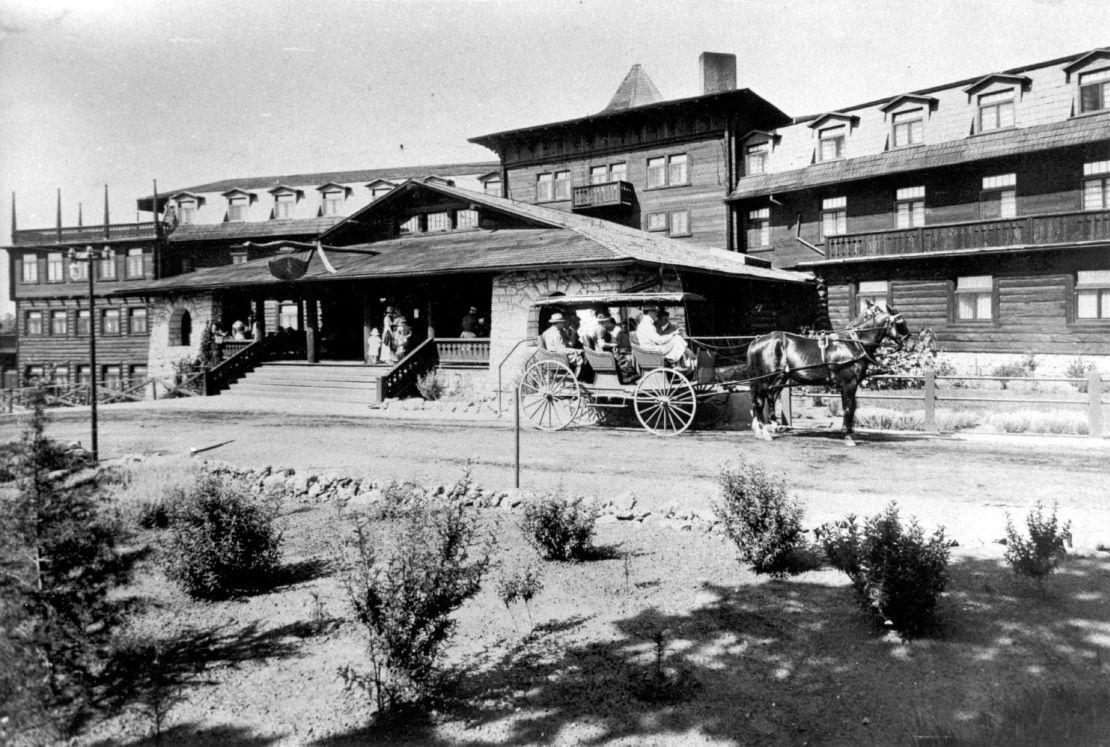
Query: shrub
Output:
[[0, 389, 129, 739], [1004, 501, 1072, 585], [868, 327, 953, 390], [992, 353, 1037, 389], [339, 502, 490, 714], [161, 473, 282, 599], [819, 503, 950, 637], [520, 492, 598, 561], [416, 370, 446, 401], [714, 460, 808, 577], [108, 457, 200, 530], [497, 565, 543, 630], [990, 412, 1088, 436], [1066, 357, 1096, 392]]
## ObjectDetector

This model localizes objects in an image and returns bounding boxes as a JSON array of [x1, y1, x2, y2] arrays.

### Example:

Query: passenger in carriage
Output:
[[589, 314, 636, 379], [636, 308, 695, 368], [541, 313, 584, 369]]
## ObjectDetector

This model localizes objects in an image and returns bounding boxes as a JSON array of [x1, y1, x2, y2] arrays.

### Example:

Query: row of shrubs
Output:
[[822, 403, 1091, 435], [713, 460, 1073, 637]]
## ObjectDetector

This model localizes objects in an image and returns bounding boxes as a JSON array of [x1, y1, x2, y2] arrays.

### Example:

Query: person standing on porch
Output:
[[460, 306, 480, 338], [367, 328, 382, 364], [381, 306, 399, 363]]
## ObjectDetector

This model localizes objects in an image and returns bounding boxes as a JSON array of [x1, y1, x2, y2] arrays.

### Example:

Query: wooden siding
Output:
[[819, 250, 1110, 354], [16, 296, 151, 373], [506, 137, 730, 249], [13, 247, 156, 300]]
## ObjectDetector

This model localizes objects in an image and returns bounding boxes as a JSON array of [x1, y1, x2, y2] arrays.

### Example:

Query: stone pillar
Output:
[[305, 294, 318, 363], [253, 298, 266, 339]]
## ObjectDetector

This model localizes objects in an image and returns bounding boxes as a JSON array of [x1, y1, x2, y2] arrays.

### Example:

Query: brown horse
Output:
[[746, 301, 911, 442]]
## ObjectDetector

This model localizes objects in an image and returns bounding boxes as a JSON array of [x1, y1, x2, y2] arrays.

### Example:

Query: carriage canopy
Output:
[[529, 291, 706, 309]]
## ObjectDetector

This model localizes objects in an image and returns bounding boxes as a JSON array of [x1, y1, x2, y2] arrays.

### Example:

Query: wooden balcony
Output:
[[824, 208, 1110, 260], [11, 222, 165, 246], [571, 181, 635, 211]]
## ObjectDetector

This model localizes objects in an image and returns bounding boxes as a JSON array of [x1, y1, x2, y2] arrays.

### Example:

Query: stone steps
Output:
[[223, 362, 384, 406]]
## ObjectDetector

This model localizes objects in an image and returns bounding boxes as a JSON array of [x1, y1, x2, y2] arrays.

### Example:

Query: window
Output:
[[646, 154, 689, 188], [981, 174, 1017, 219], [457, 209, 478, 228], [819, 126, 845, 161], [129, 365, 147, 384], [536, 172, 554, 202], [482, 178, 501, 196], [955, 275, 994, 321], [669, 210, 690, 237], [978, 89, 1015, 132], [821, 196, 847, 238], [102, 308, 121, 335], [891, 109, 924, 147], [554, 171, 570, 201], [590, 165, 608, 184], [895, 186, 925, 228], [589, 163, 627, 184], [71, 260, 88, 281], [47, 253, 64, 282], [76, 365, 90, 385], [50, 310, 67, 336], [1079, 68, 1110, 113], [25, 366, 44, 384], [1083, 161, 1110, 210], [25, 310, 43, 335], [1076, 270, 1110, 319], [176, 198, 197, 224], [426, 212, 451, 231], [21, 254, 38, 283], [129, 308, 148, 334], [53, 366, 69, 387], [747, 207, 770, 248], [370, 185, 394, 199], [101, 365, 121, 389], [77, 309, 90, 336], [322, 190, 345, 216], [126, 248, 144, 278], [274, 192, 296, 219], [180, 257, 194, 274], [399, 216, 419, 234], [99, 249, 116, 280], [855, 281, 890, 315], [231, 251, 248, 265], [745, 142, 769, 174], [646, 211, 689, 236], [609, 162, 627, 182], [279, 303, 299, 330], [228, 195, 248, 221]]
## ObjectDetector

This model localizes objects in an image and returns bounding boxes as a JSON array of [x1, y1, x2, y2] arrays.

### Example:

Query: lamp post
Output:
[[68, 245, 113, 461]]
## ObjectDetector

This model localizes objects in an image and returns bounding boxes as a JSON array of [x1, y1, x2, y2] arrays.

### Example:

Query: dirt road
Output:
[[5, 402, 1107, 548]]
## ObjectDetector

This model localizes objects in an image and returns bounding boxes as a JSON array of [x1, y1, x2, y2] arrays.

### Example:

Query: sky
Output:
[[0, 0, 1108, 313]]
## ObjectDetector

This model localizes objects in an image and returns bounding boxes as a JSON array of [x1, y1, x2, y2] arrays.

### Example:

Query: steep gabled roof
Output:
[[601, 64, 664, 113]]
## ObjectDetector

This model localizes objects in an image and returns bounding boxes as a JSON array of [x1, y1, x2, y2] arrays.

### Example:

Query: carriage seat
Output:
[[630, 343, 665, 373], [582, 347, 636, 385]]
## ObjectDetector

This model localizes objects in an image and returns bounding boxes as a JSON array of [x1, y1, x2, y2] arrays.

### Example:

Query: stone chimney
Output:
[[700, 52, 737, 94]]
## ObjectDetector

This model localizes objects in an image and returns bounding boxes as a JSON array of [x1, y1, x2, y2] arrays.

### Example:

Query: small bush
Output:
[[109, 457, 200, 530], [416, 370, 446, 401], [990, 412, 1088, 435], [1066, 357, 1096, 392], [1005, 501, 1072, 584], [340, 502, 491, 714], [819, 503, 950, 637], [992, 353, 1037, 389], [520, 493, 598, 561], [161, 473, 282, 599], [497, 565, 543, 630], [714, 460, 808, 577]]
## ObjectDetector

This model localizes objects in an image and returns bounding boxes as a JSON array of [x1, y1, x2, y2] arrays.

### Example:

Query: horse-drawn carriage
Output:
[[517, 291, 911, 439]]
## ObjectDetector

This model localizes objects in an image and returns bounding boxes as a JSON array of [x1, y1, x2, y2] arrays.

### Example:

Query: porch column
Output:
[[362, 292, 373, 363], [305, 294, 319, 363], [426, 299, 436, 339], [253, 298, 266, 339]]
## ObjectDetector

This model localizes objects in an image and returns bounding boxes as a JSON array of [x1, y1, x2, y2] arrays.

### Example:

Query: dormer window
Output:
[[819, 126, 845, 161], [223, 191, 255, 222], [177, 198, 197, 224], [1080, 68, 1110, 113], [745, 141, 769, 174], [892, 109, 924, 147], [317, 183, 349, 216], [978, 89, 1015, 131], [477, 172, 502, 196], [275, 193, 295, 219], [367, 180, 396, 200]]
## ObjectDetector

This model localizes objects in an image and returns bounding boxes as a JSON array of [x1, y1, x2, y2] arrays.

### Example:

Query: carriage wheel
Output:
[[518, 360, 582, 431], [634, 368, 697, 436]]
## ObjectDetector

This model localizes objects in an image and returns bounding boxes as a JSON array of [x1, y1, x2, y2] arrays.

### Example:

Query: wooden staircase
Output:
[[224, 362, 391, 408]]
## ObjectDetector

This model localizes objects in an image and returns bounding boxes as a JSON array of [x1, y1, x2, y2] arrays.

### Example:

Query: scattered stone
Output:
[[292, 473, 317, 495], [613, 491, 637, 514], [261, 473, 287, 494]]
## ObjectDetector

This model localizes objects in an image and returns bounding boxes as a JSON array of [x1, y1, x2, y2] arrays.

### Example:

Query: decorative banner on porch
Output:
[[268, 254, 309, 281]]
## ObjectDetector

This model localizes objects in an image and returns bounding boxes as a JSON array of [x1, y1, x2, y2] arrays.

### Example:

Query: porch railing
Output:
[[435, 337, 490, 368], [381, 337, 437, 400], [202, 338, 265, 395], [218, 340, 254, 359]]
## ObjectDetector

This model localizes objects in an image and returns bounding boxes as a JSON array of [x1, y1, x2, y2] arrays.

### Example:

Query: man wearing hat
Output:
[[541, 312, 583, 368], [588, 313, 636, 379], [636, 307, 694, 367], [460, 306, 481, 338]]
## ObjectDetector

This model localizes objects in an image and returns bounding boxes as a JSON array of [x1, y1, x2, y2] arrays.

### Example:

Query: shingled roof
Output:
[[731, 110, 1110, 200], [167, 216, 345, 242], [601, 64, 664, 113]]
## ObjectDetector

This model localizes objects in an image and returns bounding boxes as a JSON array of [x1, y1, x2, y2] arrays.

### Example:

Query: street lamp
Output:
[[68, 245, 113, 461]]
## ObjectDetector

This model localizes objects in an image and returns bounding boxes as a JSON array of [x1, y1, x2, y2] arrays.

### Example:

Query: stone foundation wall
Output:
[[147, 292, 219, 381], [488, 267, 681, 394]]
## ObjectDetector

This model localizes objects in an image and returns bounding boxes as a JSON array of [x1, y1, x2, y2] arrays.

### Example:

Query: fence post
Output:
[[924, 367, 937, 433], [151, 380, 157, 400], [1088, 370, 1103, 438], [514, 391, 521, 489]]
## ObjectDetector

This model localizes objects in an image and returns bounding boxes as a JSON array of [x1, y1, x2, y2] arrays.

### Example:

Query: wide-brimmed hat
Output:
[[596, 314, 615, 324], [548, 313, 566, 324], [469, 306, 478, 313]]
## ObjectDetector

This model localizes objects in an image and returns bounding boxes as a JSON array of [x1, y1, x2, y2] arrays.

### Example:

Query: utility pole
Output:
[[69, 245, 112, 461]]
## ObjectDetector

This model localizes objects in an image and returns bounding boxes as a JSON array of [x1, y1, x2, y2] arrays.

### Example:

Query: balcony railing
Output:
[[571, 181, 635, 211], [11, 222, 166, 246], [824, 208, 1110, 260], [435, 337, 490, 368]]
